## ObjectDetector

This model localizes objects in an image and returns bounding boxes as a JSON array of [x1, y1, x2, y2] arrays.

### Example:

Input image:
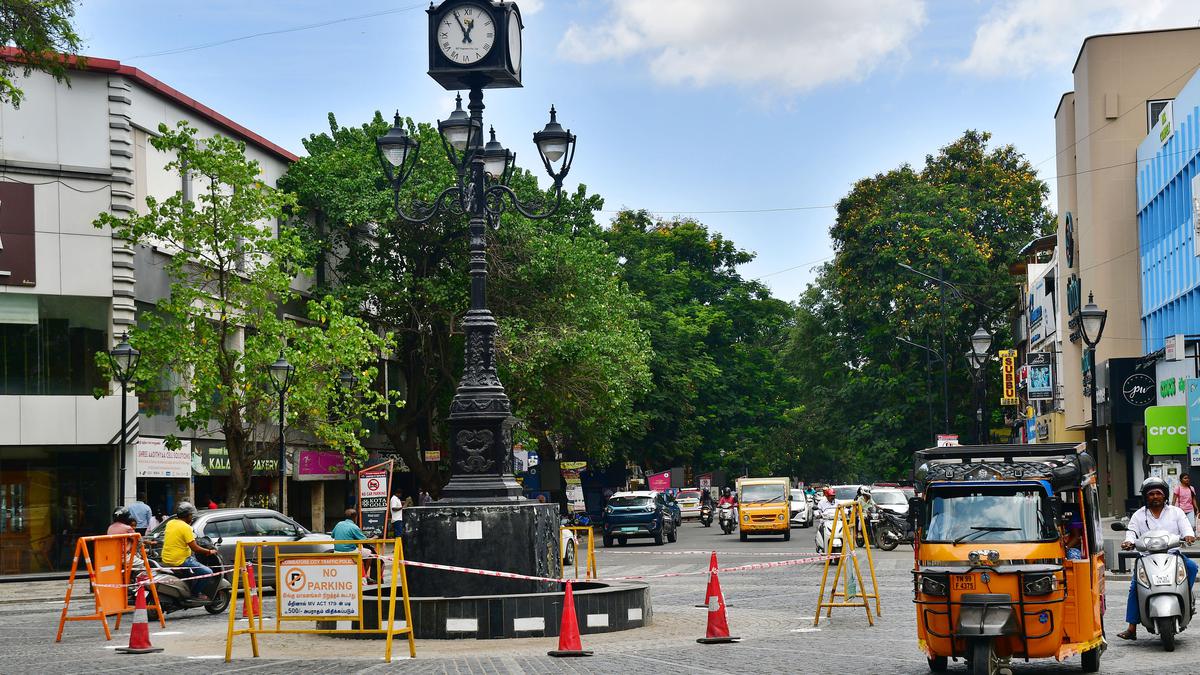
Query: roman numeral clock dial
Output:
[[439, 3, 495, 65]]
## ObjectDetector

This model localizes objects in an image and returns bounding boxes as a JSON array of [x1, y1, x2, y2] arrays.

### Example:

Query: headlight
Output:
[[742, 514, 750, 523], [777, 514, 785, 521], [920, 574, 947, 596], [1023, 574, 1057, 596], [1137, 562, 1151, 588], [605, 506, 613, 514], [1179, 560, 1188, 585]]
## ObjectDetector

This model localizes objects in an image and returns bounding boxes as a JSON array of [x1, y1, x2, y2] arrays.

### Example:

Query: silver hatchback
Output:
[[144, 508, 334, 588]]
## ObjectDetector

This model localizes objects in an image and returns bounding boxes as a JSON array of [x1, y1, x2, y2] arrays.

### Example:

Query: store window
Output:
[[0, 446, 113, 575], [0, 295, 107, 395]]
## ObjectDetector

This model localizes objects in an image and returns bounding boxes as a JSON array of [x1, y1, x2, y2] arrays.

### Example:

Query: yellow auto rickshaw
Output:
[[912, 443, 1105, 674]]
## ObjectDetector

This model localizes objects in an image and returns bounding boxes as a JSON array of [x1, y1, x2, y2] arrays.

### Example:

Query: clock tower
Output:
[[428, 0, 523, 90]]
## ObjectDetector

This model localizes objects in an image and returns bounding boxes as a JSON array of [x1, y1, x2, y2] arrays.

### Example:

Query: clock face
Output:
[[507, 9, 522, 73], [437, 3, 495, 65]]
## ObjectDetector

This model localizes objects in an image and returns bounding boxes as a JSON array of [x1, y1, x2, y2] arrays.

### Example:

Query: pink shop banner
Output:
[[295, 450, 349, 480], [648, 470, 671, 492]]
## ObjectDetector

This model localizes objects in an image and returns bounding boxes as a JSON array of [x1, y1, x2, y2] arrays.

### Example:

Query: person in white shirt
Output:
[[389, 489, 404, 539], [1117, 476, 1197, 640]]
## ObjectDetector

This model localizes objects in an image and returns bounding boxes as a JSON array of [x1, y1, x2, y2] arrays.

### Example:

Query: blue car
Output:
[[602, 491, 678, 547]]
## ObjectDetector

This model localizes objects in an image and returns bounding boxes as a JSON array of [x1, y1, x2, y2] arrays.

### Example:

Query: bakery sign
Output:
[[0, 182, 36, 287]]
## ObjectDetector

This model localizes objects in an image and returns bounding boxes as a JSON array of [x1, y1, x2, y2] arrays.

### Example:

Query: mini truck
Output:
[[736, 477, 791, 541]]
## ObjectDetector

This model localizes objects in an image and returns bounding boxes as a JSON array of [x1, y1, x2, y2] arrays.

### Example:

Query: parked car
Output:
[[871, 487, 909, 516], [789, 488, 813, 528], [560, 524, 578, 566], [676, 489, 703, 520], [143, 508, 334, 588], [602, 491, 678, 547]]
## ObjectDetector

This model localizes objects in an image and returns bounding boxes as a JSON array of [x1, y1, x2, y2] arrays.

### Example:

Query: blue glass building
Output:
[[1136, 68, 1200, 352]]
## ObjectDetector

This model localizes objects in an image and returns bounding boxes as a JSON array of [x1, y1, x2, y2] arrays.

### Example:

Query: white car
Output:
[[561, 524, 578, 566], [789, 489, 813, 528], [675, 489, 703, 520], [830, 484, 863, 506], [872, 487, 909, 517]]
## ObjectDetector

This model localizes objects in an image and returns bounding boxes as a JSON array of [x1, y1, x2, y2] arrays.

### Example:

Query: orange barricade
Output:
[[55, 533, 165, 642]]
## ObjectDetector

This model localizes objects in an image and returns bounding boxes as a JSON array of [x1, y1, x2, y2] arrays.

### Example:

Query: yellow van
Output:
[[736, 477, 791, 541]]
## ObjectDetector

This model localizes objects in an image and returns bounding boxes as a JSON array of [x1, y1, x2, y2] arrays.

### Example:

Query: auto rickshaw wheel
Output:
[[968, 639, 998, 675], [926, 656, 947, 673], [1080, 645, 1101, 672]]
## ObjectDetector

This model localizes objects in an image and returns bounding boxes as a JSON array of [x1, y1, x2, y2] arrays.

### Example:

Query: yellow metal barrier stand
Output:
[[814, 504, 878, 627], [561, 526, 599, 580]]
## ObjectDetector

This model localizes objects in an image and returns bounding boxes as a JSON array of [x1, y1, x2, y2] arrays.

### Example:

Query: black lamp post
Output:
[[268, 351, 295, 513], [966, 326, 992, 445], [377, 91, 576, 503], [108, 332, 140, 505], [1079, 293, 1108, 456]]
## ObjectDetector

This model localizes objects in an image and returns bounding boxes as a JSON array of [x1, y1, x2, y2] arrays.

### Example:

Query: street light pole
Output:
[[969, 326, 992, 445], [108, 333, 140, 505], [1079, 293, 1108, 458], [268, 351, 295, 514]]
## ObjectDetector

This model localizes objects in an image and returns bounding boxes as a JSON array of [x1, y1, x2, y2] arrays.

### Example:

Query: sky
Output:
[[70, 0, 1200, 302]]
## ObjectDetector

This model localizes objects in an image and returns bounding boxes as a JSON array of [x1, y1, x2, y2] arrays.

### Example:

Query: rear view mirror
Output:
[[1111, 521, 1127, 532]]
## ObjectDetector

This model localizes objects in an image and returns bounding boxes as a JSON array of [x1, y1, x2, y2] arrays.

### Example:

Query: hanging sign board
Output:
[[647, 470, 671, 492], [1026, 352, 1054, 401], [936, 434, 959, 447], [277, 554, 362, 620], [135, 437, 192, 478], [357, 461, 392, 535], [1146, 405, 1188, 455], [999, 349, 1019, 405]]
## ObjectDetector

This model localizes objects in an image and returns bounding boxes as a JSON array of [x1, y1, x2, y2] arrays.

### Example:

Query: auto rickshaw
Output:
[[911, 443, 1106, 674]]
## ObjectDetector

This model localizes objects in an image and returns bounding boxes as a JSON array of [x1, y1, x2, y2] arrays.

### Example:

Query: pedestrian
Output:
[[107, 507, 137, 536], [389, 488, 404, 538], [332, 508, 368, 552], [206, 496, 218, 510], [1172, 473, 1198, 529], [127, 491, 152, 535]]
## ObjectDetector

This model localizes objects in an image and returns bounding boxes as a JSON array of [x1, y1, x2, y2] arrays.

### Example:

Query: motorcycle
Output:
[[699, 503, 713, 527], [131, 536, 232, 616], [718, 504, 736, 535], [814, 509, 843, 554], [873, 509, 914, 551], [1113, 522, 1195, 651]]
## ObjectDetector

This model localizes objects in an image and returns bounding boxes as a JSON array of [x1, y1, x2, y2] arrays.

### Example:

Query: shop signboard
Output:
[[1191, 445, 1200, 467], [1027, 267, 1056, 346], [936, 434, 959, 447], [135, 437, 192, 478], [999, 349, 1019, 406], [191, 446, 279, 476], [423, 450, 441, 462], [357, 461, 392, 535], [294, 450, 349, 481], [278, 554, 362, 620], [1157, 357, 1191, 406], [0, 181, 36, 287], [1025, 417, 1036, 443], [1027, 352, 1054, 401], [647, 470, 671, 491], [560, 461, 587, 512], [1146, 405, 1188, 455], [1188, 379, 1200, 445]]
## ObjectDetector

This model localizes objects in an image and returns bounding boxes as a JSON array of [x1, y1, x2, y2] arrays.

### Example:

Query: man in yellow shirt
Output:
[[162, 502, 218, 599]]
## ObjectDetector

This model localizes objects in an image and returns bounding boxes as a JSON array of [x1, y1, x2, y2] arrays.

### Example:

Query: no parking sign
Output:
[[358, 461, 393, 535]]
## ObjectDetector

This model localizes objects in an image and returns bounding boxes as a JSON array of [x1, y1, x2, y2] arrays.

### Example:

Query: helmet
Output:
[[112, 506, 135, 525], [858, 486, 871, 496], [1141, 477, 1169, 498], [176, 501, 198, 517], [824, 488, 835, 497], [722, 487, 731, 497]]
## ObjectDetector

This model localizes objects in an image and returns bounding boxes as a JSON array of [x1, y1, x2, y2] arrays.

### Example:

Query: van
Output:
[[735, 477, 791, 541]]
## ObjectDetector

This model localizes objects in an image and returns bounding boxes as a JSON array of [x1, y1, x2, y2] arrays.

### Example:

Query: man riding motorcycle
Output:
[[816, 487, 837, 518], [162, 501, 219, 600], [1118, 476, 1198, 640], [717, 488, 736, 508]]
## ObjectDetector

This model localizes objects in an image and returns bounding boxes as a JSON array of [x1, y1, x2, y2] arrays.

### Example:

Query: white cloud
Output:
[[556, 0, 927, 92], [958, 0, 1200, 77], [520, 0, 544, 14]]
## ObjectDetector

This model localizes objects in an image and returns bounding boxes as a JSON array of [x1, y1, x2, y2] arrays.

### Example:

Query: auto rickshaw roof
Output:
[[913, 442, 1094, 493]]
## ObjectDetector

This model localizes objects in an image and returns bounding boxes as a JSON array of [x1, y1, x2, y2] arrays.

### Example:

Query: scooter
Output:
[[1113, 522, 1194, 651], [873, 508, 914, 551], [699, 504, 713, 527], [132, 536, 232, 616], [814, 509, 843, 554], [718, 505, 736, 535]]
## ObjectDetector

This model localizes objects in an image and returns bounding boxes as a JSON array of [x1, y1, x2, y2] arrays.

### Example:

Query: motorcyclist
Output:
[[108, 506, 137, 536], [700, 488, 714, 508], [855, 486, 876, 513], [161, 501, 218, 601], [816, 487, 837, 519], [1117, 476, 1197, 640], [717, 488, 736, 508]]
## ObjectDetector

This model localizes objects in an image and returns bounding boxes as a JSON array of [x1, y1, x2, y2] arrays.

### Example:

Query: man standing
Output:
[[389, 488, 404, 539], [127, 492, 152, 536], [161, 502, 218, 600], [1117, 477, 1197, 640]]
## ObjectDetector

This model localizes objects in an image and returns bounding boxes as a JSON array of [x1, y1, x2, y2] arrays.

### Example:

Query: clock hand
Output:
[[463, 18, 474, 43], [452, 11, 469, 41]]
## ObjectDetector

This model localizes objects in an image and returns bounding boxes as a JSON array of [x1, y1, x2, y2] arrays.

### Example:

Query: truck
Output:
[[735, 477, 791, 541]]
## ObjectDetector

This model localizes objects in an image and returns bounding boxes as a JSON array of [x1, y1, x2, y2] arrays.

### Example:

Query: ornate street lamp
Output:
[[108, 332, 140, 505], [377, 91, 577, 503], [1079, 293, 1108, 456], [968, 326, 991, 445], [268, 351, 295, 513]]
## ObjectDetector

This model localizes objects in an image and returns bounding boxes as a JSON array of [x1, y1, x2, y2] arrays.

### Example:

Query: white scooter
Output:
[[1113, 522, 1194, 651], [718, 505, 736, 535], [814, 509, 843, 554]]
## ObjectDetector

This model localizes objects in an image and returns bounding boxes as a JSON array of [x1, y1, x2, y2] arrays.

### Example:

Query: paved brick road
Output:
[[2, 522, 1177, 673]]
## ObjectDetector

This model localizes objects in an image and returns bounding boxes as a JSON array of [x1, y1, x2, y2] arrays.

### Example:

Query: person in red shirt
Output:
[[207, 496, 219, 510], [107, 507, 137, 536]]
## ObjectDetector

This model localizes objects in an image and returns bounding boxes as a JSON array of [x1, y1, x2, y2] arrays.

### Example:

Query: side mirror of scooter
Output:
[[1110, 521, 1127, 532]]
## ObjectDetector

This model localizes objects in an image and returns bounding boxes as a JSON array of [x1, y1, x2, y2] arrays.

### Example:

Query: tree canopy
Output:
[[0, 0, 84, 108]]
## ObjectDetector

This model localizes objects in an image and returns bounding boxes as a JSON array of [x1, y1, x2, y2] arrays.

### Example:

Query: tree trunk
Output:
[[224, 425, 253, 508]]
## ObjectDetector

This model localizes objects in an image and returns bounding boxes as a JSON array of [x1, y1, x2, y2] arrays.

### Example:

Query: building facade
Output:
[[1052, 27, 1200, 515]]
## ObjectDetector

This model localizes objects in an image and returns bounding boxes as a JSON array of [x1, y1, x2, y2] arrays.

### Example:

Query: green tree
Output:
[[280, 113, 652, 491], [1, 0, 84, 108], [95, 122, 392, 506], [783, 130, 1053, 481]]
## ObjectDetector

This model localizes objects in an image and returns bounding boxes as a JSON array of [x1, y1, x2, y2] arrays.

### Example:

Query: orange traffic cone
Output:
[[697, 552, 739, 644], [547, 580, 593, 657], [242, 563, 260, 618], [116, 583, 164, 654]]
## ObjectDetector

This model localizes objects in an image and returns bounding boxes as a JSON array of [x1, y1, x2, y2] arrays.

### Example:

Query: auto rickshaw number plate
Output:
[[952, 574, 976, 591]]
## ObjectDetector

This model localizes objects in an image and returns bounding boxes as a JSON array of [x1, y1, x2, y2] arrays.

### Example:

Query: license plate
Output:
[[621, 527, 638, 533], [1154, 574, 1172, 585], [952, 575, 977, 591]]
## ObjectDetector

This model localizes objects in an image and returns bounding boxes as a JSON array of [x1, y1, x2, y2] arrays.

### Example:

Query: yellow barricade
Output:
[[223, 537, 415, 663], [561, 526, 598, 579], [814, 502, 881, 626]]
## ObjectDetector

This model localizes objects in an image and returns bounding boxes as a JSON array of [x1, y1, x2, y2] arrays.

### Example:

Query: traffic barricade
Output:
[[223, 536, 415, 663], [561, 525, 598, 579], [55, 532, 164, 642], [814, 502, 881, 627]]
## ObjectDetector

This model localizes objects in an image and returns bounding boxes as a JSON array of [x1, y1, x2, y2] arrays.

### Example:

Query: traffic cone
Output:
[[242, 563, 260, 618], [115, 583, 164, 654], [697, 552, 739, 644], [547, 580, 593, 657]]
